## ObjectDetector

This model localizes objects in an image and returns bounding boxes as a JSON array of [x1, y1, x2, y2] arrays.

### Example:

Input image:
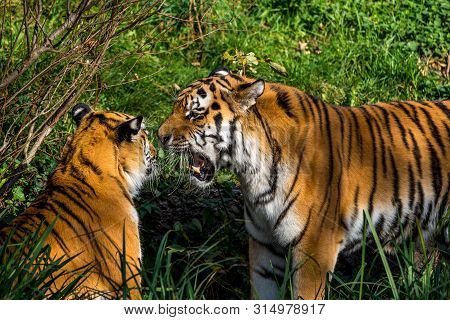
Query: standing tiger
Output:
[[158, 67, 449, 300], [0, 104, 156, 299]]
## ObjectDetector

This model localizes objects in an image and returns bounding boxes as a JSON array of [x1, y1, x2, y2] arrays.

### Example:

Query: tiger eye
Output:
[[197, 88, 207, 98]]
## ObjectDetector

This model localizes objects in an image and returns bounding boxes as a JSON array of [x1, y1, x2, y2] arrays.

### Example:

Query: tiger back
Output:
[[1, 104, 157, 299]]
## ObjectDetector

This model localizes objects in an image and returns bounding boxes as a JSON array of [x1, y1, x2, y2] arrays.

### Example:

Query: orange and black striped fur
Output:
[[158, 67, 449, 299], [1, 104, 157, 299]]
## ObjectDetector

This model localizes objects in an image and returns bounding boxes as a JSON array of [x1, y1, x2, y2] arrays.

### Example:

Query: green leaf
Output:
[[12, 186, 25, 202], [191, 218, 202, 232], [267, 60, 288, 76]]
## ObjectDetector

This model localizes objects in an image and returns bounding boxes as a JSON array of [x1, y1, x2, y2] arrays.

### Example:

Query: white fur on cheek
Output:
[[123, 170, 145, 196]]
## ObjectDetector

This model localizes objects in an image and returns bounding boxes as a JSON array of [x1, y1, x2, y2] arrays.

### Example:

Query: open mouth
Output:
[[189, 152, 215, 182]]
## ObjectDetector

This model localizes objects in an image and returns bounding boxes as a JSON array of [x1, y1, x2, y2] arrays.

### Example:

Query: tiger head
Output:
[[68, 104, 157, 195], [158, 67, 265, 187]]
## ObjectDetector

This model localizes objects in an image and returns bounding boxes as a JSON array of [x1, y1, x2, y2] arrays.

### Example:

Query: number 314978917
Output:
[[253, 303, 325, 315]]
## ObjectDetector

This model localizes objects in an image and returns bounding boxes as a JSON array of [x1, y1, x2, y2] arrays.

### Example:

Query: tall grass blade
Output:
[[363, 210, 399, 299]]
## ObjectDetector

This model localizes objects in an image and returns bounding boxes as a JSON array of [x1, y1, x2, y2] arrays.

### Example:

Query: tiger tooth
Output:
[[191, 166, 201, 174]]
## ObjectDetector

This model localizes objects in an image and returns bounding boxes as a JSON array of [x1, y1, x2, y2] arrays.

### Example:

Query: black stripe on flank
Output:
[[46, 202, 81, 238], [444, 121, 450, 140], [245, 207, 264, 232], [402, 101, 427, 134], [69, 164, 97, 197], [415, 182, 425, 219], [389, 111, 410, 149], [276, 90, 298, 120], [360, 108, 378, 215], [310, 96, 323, 134], [366, 107, 387, 176], [390, 150, 400, 204], [274, 193, 299, 231], [98, 229, 123, 264], [342, 108, 353, 169], [13, 213, 71, 254], [285, 144, 306, 200], [341, 237, 363, 254], [303, 94, 316, 122], [50, 185, 98, 221], [408, 130, 423, 178], [34, 213, 71, 254], [349, 109, 363, 162], [294, 91, 310, 120], [421, 107, 446, 155], [249, 233, 286, 257], [372, 104, 394, 144], [63, 184, 99, 219], [255, 266, 285, 283], [391, 101, 426, 135], [421, 202, 433, 229], [51, 198, 94, 239], [437, 173, 450, 219], [389, 150, 403, 233], [427, 140, 443, 206], [292, 208, 312, 247], [318, 103, 336, 227], [350, 186, 360, 228], [429, 100, 450, 118], [333, 106, 345, 151], [407, 163, 416, 210]]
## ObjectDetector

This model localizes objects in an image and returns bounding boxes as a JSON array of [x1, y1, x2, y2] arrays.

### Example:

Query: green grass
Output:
[[1, 0, 449, 299], [0, 220, 88, 299]]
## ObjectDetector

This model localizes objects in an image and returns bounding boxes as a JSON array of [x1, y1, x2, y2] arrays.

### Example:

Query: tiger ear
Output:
[[209, 66, 230, 77], [72, 103, 92, 126], [116, 116, 143, 142], [234, 79, 265, 110]]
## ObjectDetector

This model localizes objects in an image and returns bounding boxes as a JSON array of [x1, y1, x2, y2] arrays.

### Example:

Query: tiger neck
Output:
[[56, 142, 136, 206], [227, 95, 315, 204], [228, 113, 287, 199]]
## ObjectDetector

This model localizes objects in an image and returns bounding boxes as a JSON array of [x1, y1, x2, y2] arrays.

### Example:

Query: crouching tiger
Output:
[[158, 67, 449, 300], [0, 104, 157, 299]]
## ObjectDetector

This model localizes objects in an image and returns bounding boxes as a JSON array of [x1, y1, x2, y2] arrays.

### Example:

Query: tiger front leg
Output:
[[291, 230, 340, 300], [249, 236, 287, 299]]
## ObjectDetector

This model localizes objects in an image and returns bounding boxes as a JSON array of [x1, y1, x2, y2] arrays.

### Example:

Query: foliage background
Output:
[[1, 0, 449, 299]]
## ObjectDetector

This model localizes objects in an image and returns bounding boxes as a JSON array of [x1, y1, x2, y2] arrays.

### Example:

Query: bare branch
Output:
[[0, 0, 93, 89], [0, 0, 216, 202]]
